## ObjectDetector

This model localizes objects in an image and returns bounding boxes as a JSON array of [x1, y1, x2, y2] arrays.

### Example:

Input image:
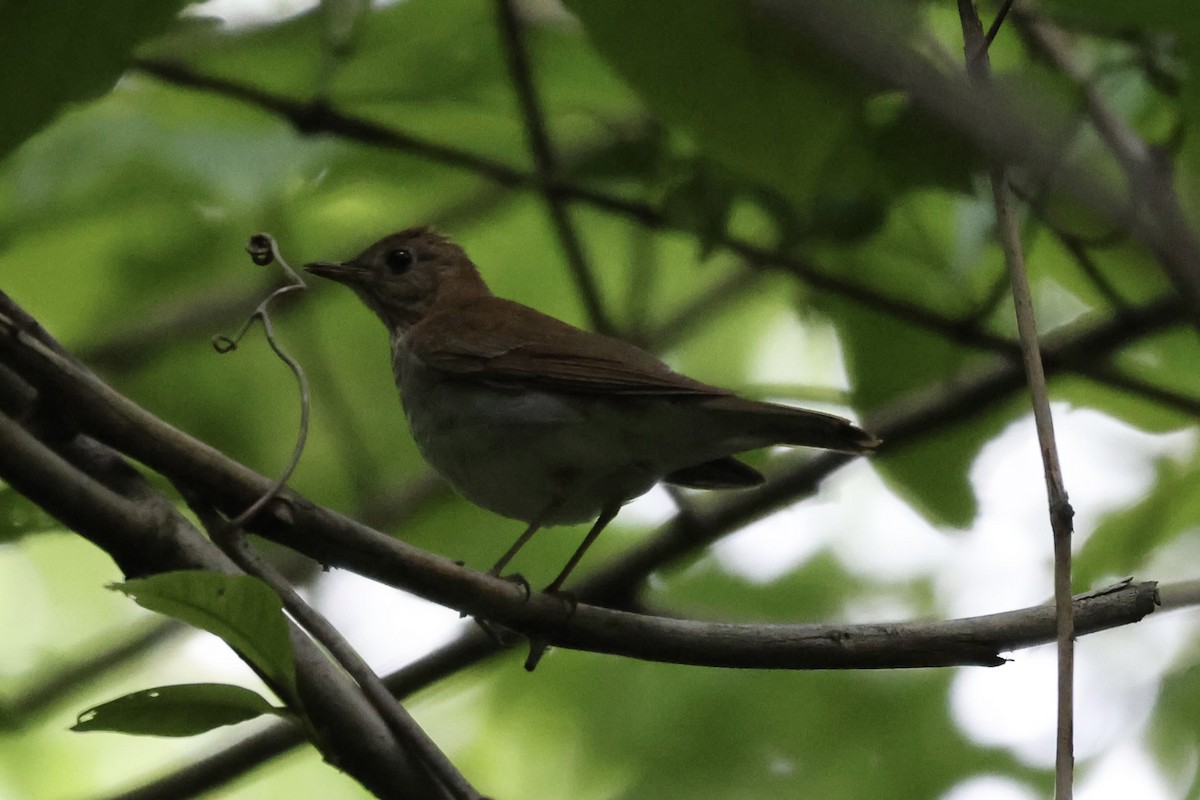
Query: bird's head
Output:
[[305, 226, 491, 331]]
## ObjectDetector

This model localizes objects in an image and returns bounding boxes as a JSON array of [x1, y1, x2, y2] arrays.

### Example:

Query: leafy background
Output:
[[2, 0, 1200, 798]]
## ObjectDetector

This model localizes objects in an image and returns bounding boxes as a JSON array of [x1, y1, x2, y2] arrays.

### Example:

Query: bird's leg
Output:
[[543, 502, 621, 595], [488, 520, 542, 580], [523, 503, 621, 672]]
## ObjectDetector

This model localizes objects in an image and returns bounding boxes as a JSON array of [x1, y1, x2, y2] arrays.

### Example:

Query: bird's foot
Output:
[[521, 588, 578, 671], [497, 571, 532, 600], [540, 586, 579, 620], [462, 572, 531, 620]]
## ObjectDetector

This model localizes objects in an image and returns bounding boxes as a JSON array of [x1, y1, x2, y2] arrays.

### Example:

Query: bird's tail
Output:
[[706, 396, 880, 454]]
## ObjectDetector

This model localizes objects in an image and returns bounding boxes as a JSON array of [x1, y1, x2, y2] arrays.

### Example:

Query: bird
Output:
[[305, 226, 878, 595]]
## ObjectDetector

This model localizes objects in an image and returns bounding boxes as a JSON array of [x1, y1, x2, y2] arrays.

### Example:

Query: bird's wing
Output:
[[406, 297, 732, 397]]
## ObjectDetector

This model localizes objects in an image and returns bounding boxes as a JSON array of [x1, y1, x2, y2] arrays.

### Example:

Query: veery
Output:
[[306, 227, 878, 593]]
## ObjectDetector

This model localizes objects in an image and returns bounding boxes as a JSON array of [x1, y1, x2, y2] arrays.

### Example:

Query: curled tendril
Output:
[[213, 233, 311, 529]]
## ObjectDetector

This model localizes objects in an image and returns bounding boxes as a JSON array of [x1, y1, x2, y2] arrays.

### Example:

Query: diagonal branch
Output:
[[0, 412, 443, 800], [189, 495, 479, 800], [748, 0, 1200, 325], [494, 0, 613, 334]]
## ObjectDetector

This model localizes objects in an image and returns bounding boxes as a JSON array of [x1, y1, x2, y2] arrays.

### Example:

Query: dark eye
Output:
[[384, 247, 415, 275]]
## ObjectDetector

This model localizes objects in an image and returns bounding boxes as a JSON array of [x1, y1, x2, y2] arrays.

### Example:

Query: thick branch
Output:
[[0, 294, 1181, 670]]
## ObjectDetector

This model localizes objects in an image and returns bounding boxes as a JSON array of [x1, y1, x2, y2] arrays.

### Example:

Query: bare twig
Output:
[[212, 234, 311, 529], [958, 3, 1075, 796], [1158, 580, 1200, 611]]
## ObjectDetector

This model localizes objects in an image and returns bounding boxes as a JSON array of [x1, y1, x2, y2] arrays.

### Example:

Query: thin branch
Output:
[[959, 4, 1075, 796], [1055, 229, 1134, 309], [103, 576, 1175, 800], [984, 0, 1015, 46], [199, 238, 475, 797], [1158, 580, 1200, 612], [211, 234, 311, 529], [493, 0, 613, 334]]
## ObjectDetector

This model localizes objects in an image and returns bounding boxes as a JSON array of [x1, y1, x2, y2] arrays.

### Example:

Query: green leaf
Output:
[[112, 572, 296, 697], [72, 683, 286, 737], [0, 0, 191, 160]]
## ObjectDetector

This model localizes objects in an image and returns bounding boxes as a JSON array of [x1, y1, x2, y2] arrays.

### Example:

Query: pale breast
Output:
[[393, 345, 646, 524], [389, 341, 743, 526]]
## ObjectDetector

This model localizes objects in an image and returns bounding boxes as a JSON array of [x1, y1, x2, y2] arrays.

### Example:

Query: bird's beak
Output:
[[304, 260, 369, 285]]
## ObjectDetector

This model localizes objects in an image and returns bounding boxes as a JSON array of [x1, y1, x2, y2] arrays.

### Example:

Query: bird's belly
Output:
[[400, 378, 662, 525]]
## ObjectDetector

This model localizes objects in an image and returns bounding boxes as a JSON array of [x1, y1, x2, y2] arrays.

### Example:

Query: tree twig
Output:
[[212, 234, 311, 529], [958, 3, 1075, 796]]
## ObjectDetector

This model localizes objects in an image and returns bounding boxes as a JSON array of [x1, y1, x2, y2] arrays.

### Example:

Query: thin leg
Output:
[[543, 503, 621, 594], [488, 520, 542, 577]]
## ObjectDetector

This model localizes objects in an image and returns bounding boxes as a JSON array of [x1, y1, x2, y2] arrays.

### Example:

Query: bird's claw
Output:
[[492, 571, 532, 600], [462, 571, 532, 620], [541, 587, 579, 620]]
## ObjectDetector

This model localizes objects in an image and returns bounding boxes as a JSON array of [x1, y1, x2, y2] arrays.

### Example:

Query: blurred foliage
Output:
[[1, 0, 1199, 798]]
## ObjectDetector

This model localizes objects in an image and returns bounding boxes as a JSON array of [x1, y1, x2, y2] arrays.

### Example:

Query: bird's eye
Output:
[[384, 247, 415, 275]]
